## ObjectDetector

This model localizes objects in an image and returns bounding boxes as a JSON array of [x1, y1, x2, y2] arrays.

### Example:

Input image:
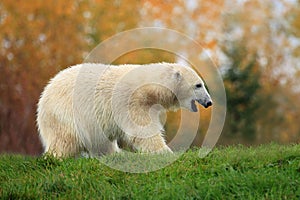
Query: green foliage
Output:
[[0, 144, 300, 199], [222, 42, 262, 141]]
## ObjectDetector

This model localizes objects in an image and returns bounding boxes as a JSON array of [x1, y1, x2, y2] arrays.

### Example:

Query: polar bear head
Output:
[[112, 63, 212, 115], [172, 64, 212, 112]]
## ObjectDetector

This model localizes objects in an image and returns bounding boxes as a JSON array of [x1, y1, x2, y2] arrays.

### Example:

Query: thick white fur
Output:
[[37, 63, 210, 157]]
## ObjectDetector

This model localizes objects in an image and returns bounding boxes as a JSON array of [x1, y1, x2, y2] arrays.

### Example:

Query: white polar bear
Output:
[[37, 63, 212, 157]]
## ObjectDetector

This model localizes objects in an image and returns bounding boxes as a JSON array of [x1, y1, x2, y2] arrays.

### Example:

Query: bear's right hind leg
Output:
[[44, 132, 81, 158]]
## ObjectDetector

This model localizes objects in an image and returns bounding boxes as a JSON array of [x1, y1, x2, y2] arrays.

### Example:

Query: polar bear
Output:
[[37, 63, 212, 157]]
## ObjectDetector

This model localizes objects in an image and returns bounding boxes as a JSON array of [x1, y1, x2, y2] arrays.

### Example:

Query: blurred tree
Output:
[[223, 0, 300, 144], [222, 42, 261, 141]]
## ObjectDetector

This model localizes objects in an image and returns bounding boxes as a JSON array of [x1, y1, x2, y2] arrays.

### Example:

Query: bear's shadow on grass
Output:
[[99, 151, 180, 173], [37, 151, 181, 173]]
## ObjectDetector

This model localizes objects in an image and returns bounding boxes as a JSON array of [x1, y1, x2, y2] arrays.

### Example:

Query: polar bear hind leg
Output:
[[41, 125, 81, 158]]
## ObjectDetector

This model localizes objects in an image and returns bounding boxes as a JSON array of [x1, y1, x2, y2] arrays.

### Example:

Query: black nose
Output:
[[206, 101, 212, 108]]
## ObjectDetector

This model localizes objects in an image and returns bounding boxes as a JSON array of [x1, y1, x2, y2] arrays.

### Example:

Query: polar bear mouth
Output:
[[191, 100, 198, 112]]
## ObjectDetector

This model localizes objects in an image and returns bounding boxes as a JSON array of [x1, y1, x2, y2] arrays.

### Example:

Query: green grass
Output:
[[0, 143, 300, 199]]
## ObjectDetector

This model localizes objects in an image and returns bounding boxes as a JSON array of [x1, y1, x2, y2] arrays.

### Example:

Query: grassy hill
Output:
[[0, 143, 300, 199]]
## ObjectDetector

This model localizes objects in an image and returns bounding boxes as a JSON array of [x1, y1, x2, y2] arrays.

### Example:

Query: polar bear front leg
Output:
[[127, 134, 172, 153]]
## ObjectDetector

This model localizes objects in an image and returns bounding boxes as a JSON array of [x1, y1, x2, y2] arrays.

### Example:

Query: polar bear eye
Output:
[[195, 83, 202, 89]]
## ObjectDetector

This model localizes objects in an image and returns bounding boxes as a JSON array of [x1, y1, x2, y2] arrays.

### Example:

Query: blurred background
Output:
[[0, 0, 300, 155]]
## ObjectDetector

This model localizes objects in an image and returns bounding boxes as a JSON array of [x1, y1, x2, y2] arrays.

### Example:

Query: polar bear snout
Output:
[[204, 100, 213, 108], [196, 99, 213, 109], [190, 98, 212, 112]]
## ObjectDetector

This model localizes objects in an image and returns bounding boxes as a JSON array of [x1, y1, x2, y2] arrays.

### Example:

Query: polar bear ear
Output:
[[173, 71, 182, 82]]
